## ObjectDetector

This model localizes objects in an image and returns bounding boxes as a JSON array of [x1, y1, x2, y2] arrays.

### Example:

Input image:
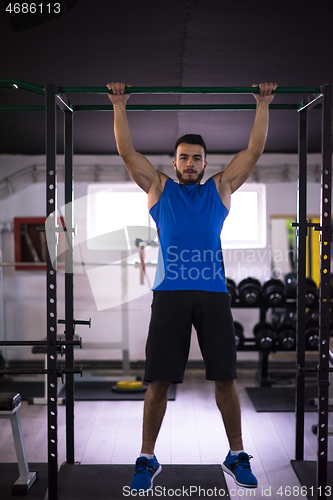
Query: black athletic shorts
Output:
[[144, 290, 237, 383]]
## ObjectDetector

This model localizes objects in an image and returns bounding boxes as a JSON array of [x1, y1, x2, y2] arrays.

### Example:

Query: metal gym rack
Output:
[[0, 81, 332, 500]]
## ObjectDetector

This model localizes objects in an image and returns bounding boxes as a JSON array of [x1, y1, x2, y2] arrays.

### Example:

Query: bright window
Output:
[[87, 182, 266, 251], [87, 183, 155, 251], [222, 184, 266, 249]]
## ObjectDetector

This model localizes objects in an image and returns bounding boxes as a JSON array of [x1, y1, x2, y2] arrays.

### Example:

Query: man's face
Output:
[[173, 143, 207, 185]]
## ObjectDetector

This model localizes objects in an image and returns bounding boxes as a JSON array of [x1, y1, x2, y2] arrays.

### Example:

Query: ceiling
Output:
[[1, 0, 333, 156]]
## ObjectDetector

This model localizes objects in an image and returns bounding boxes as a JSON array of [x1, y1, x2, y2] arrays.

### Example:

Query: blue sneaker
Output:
[[130, 455, 162, 492], [222, 451, 258, 488]]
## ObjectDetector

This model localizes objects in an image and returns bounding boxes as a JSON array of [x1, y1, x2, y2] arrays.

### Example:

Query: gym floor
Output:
[[0, 367, 332, 500]]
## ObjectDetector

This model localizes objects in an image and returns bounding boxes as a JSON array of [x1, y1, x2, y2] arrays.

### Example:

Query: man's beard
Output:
[[175, 168, 205, 185]]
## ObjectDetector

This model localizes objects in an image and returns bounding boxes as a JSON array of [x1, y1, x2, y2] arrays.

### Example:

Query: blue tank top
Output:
[[149, 177, 229, 292]]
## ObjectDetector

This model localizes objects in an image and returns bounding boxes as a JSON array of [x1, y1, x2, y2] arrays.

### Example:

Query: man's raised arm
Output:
[[107, 82, 161, 194], [213, 82, 277, 207]]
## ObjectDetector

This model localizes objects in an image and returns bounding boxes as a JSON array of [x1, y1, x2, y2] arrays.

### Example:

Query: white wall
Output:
[[0, 154, 325, 363]]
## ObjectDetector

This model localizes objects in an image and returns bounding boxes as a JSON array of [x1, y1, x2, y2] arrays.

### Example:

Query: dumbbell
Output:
[[276, 321, 296, 350], [284, 273, 318, 307], [283, 307, 297, 323], [262, 279, 285, 307], [233, 321, 245, 349], [253, 322, 277, 351], [305, 308, 319, 322], [238, 277, 262, 306], [305, 319, 319, 350], [285, 307, 318, 324], [315, 306, 333, 336], [305, 278, 318, 307], [226, 278, 237, 305], [284, 272, 297, 298]]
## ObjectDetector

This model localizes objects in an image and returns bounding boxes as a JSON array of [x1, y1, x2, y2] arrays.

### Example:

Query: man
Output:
[[107, 81, 277, 491]]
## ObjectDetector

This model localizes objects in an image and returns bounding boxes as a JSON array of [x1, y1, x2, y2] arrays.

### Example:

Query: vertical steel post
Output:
[[295, 108, 308, 461], [64, 109, 75, 464], [316, 83, 332, 497], [46, 83, 58, 500]]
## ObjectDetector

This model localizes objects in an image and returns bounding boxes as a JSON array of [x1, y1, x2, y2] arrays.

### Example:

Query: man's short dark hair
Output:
[[174, 134, 207, 158]]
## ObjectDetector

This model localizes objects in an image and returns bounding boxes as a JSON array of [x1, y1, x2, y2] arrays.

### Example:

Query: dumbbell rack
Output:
[[231, 300, 299, 387]]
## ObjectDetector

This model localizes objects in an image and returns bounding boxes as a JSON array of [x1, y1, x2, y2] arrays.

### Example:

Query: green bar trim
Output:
[[0, 104, 323, 112], [0, 79, 45, 95]]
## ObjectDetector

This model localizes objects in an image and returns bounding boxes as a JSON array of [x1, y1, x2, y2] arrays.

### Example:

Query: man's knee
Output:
[[215, 379, 236, 394], [149, 381, 172, 396]]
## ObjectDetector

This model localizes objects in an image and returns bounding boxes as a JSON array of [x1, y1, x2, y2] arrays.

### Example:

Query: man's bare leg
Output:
[[215, 380, 243, 451], [141, 381, 172, 455], [217, 380, 257, 488]]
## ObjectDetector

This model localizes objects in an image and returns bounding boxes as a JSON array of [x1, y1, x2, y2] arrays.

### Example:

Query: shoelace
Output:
[[237, 453, 253, 470], [135, 458, 154, 475]]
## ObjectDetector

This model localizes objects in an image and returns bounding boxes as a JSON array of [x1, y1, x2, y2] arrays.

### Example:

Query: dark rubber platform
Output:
[[291, 460, 333, 500], [0, 463, 48, 499], [246, 386, 333, 412], [58, 382, 177, 401], [58, 464, 230, 499]]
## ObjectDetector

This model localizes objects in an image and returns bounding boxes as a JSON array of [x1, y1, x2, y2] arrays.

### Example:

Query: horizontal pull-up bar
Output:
[[0, 79, 322, 95], [0, 103, 322, 112], [75, 103, 303, 111], [62, 86, 321, 95]]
